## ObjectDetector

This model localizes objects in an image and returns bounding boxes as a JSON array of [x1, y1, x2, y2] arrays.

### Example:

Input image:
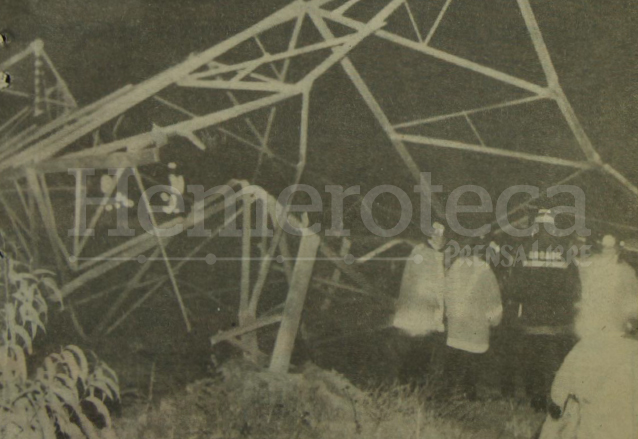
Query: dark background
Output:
[[2, 0, 636, 178], [1, 0, 637, 395], [2, 0, 637, 230]]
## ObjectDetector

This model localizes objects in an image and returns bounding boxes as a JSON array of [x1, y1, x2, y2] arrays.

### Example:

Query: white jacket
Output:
[[392, 244, 446, 336], [540, 335, 638, 439], [444, 256, 502, 353], [576, 253, 638, 338]]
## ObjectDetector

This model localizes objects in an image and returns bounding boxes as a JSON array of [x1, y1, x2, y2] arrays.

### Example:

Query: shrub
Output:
[[0, 248, 120, 439]]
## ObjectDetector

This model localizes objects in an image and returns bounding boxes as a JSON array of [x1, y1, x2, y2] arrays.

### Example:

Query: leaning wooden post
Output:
[[239, 193, 259, 356], [269, 231, 321, 373]]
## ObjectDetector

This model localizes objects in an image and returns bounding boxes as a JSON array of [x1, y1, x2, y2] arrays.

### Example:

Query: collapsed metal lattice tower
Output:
[[1, 0, 636, 372]]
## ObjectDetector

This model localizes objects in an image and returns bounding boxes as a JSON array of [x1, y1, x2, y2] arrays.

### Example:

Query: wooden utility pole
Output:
[[269, 232, 321, 373]]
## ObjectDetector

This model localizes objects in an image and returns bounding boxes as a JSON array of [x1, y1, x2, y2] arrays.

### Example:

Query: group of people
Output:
[[392, 215, 638, 438], [393, 221, 503, 401]]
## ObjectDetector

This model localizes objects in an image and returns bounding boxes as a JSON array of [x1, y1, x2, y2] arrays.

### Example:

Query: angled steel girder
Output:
[[2, 0, 637, 366]]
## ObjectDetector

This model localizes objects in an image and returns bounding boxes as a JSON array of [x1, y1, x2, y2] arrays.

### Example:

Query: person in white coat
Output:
[[392, 222, 447, 336], [393, 223, 447, 385], [574, 234, 638, 340], [442, 244, 503, 400], [539, 235, 638, 439]]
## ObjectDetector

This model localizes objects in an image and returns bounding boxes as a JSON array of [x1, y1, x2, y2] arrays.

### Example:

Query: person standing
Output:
[[575, 234, 637, 340], [539, 235, 638, 439], [500, 209, 580, 411], [392, 223, 447, 386], [442, 243, 503, 400], [392, 222, 447, 337]]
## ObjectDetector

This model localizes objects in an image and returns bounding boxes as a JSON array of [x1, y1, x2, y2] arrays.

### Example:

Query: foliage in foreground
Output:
[[0, 250, 120, 439]]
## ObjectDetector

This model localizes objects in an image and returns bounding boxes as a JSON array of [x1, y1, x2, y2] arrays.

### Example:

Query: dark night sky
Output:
[[1, 0, 637, 203], [2, 1, 635, 388], [1, 0, 292, 101]]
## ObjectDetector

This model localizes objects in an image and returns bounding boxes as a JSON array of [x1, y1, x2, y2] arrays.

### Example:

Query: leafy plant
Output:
[[0, 248, 120, 439]]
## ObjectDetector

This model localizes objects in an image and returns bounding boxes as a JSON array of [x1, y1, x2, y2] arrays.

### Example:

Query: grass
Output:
[[114, 358, 544, 439]]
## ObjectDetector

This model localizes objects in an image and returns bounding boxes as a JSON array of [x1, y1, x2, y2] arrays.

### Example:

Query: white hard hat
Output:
[[534, 208, 555, 224]]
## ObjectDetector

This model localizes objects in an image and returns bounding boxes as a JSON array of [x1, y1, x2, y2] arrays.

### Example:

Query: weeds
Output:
[[0, 242, 120, 439], [115, 356, 543, 439]]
